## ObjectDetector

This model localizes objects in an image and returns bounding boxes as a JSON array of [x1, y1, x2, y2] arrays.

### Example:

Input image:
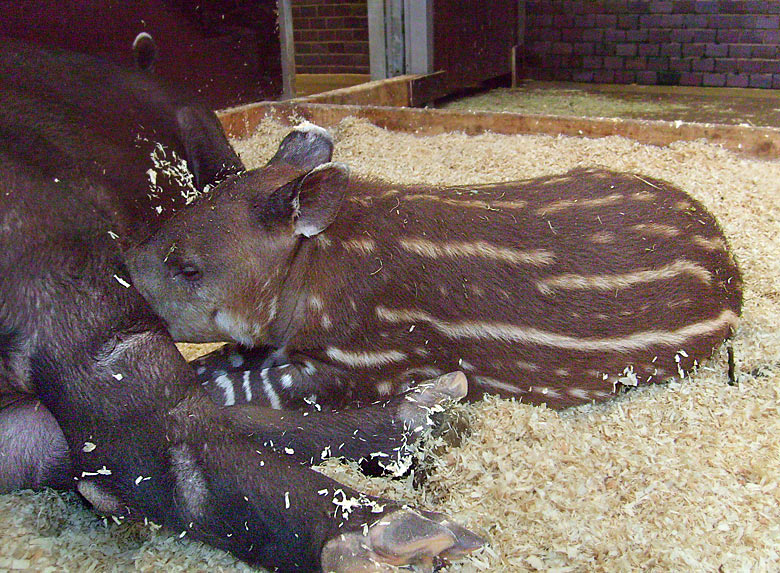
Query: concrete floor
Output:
[[439, 80, 780, 127]]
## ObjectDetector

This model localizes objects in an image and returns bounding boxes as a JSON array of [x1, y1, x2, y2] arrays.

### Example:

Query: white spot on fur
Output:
[[536, 259, 713, 295], [308, 295, 324, 311], [376, 381, 393, 396], [590, 231, 615, 244], [214, 373, 236, 406], [691, 235, 728, 251], [229, 353, 245, 368], [403, 192, 527, 210], [631, 223, 680, 237], [170, 444, 208, 518], [402, 367, 444, 379], [214, 310, 255, 346], [568, 388, 590, 400], [242, 370, 253, 402], [474, 376, 525, 395], [533, 386, 561, 398], [325, 347, 407, 368], [260, 369, 282, 409], [280, 373, 294, 388], [400, 238, 555, 266], [377, 306, 738, 354], [342, 238, 376, 254], [537, 193, 624, 215]]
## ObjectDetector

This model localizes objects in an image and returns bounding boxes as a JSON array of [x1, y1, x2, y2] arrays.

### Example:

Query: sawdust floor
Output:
[[439, 80, 780, 128], [1, 117, 779, 572]]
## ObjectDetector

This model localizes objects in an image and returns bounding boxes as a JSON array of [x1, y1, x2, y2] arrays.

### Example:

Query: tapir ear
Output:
[[132, 32, 158, 72], [294, 162, 349, 237], [267, 122, 334, 174], [176, 106, 244, 191]]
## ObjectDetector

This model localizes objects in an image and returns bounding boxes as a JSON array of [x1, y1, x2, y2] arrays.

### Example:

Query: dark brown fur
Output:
[[0, 41, 481, 571]]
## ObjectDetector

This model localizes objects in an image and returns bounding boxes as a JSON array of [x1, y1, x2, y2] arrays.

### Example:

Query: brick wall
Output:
[[291, 0, 369, 74], [523, 1, 780, 88]]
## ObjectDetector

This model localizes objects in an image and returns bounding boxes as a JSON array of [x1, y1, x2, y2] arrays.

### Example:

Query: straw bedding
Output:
[[1, 117, 777, 572]]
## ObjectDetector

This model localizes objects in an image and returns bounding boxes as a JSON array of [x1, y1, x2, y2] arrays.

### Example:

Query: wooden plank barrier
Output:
[[219, 98, 780, 159]]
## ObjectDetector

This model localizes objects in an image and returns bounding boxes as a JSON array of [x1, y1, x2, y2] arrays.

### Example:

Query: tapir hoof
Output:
[[398, 371, 466, 424], [397, 371, 469, 445], [320, 509, 485, 572]]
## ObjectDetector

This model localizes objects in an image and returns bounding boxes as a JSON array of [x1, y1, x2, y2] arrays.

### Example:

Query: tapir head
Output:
[[126, 123, 349, 344]]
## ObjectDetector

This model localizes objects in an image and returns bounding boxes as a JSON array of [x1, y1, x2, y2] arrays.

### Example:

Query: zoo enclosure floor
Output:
[[439, 80, 780, 128]]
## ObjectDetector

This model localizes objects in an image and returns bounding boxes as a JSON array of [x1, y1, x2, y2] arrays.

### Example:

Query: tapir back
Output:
[[295, 168, 741, 407]]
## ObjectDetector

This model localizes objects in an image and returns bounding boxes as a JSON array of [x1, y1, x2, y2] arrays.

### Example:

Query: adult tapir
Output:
[[0, 38, 483, 571]]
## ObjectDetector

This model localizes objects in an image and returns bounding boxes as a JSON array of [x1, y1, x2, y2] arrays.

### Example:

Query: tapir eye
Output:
[[166, 257, 202, 282], [177, 264, 202, 281]]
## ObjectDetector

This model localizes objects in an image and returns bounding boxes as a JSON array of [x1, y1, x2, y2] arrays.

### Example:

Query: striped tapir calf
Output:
[[127, 127, 742, 411], [0, 40, 483, 572]]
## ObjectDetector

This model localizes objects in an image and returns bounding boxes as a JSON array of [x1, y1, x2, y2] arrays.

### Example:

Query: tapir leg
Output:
[[9, 245, 479, 570], [0, 393, 73, 492], [220, 371, 468, 473], [46, 327, 480, 571], [193, 345, 376, 409]]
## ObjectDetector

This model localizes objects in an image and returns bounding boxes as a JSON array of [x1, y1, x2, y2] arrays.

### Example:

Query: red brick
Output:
[[583, 55, 603, 69], [613, 71, 636, 83], [604, 29, 627, 42], [551, 42, 574, 55], [749, 74, 774, 88], [626, 29, 649, 42], [636, 70, 657, 84], [572, 70, 595, 82], [670, 29, 695, 44], [702, 73, 726, 87], [646, 56, 670, 71], [650, 1, 673, 12], [682, 43, 706, 58], [752, 45, 779, 59], [691, 58, 715, 72], [625, 57, 647, 70], [582, 29, 604, 42], [639, 43, 660, 57], [669, 57, 691, 71], [683, 14, 707, 28], [679, 72, 703, 86], [660, 43, 681, 57], [593, 70, 615, 83], [561, 28, 583, 42], [729, 45, 752, 59], [705, 44, 729, 58], [617, 14, 639, 29], [594, 14, 618, 27], [754, 15, 780, 29], [616, 43, 638, 57], [726, 74, 749, 87], [716, 29, 740, 44], [694, 1, 718, 13], [573, 42, 596, 55]]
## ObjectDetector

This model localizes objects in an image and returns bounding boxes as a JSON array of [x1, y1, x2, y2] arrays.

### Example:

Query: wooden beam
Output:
[[219, 101, 780, 159], [277, 0, 296, 100], [368, 0, 387, 80]]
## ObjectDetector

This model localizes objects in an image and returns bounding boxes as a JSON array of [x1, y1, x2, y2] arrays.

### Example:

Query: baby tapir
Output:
[[0, 40, 482, 571], [128, 128, 742, 410]]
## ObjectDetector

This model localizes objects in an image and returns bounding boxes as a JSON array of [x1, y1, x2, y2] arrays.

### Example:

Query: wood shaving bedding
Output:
[[2, 117, 778, 572]]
